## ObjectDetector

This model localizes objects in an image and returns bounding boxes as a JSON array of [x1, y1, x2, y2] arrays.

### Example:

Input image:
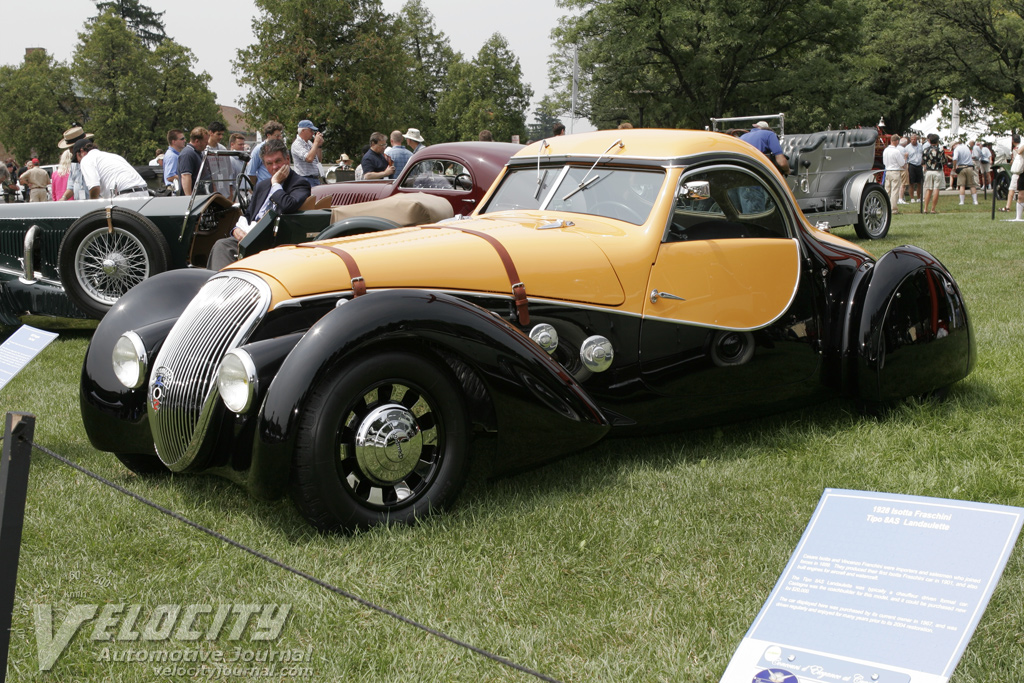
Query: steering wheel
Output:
[[453, 173, 472, 190], [235, 173, 255, 212], [591, 200, 643, 223]]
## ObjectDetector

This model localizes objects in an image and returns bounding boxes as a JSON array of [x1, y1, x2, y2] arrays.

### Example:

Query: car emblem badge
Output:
[[150, 367, 173, 412]]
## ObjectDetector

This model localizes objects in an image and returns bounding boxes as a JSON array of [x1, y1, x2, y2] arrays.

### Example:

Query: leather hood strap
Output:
[[296, 243, 366, 297], [422, 225, 529, 326]]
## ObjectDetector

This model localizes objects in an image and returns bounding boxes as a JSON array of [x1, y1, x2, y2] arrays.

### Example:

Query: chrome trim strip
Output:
[[0, 265, 63, 288], [20, 225, 37, 284]]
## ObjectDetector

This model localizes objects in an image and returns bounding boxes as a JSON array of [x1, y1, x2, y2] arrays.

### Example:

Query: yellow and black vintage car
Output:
[[81, 130, 975, 531]]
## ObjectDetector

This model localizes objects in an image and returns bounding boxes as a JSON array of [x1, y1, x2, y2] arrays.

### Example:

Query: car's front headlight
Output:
[[218, 349, 258, 414], [112, 331, 147, 389]]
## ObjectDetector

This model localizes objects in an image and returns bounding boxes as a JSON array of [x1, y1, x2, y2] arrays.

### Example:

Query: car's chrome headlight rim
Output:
[[112, 331, 147, 389], [217, 349, 258, 414]]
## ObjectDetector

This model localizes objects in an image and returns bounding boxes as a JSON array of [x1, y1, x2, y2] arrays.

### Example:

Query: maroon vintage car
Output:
[[311, 142, 522, 216]]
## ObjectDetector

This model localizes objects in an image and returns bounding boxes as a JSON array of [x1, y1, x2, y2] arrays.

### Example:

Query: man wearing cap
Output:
[[291, 120, 324, 186], [740, 121, 790, 175], [73, 139, 148, 199], [405, 127, 425, 155], [19, 159, 50, 202]]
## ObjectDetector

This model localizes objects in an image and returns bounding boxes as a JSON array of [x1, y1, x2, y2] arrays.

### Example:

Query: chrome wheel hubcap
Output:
[[355, 404, 423, 485]]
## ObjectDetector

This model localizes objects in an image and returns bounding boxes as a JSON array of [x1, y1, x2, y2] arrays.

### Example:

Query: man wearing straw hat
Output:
[[57, 125, 92, 200]]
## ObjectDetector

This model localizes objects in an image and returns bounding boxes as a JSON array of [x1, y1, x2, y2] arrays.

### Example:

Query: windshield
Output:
[[482, 165, 665, 225]]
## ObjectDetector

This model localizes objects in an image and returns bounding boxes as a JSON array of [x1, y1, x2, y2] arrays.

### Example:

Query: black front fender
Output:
[[249, 290, 611, 500], [848, 246, 974, 402], [80, 268, 217, 454]]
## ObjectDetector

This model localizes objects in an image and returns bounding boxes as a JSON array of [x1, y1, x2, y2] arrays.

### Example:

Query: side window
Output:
[[669, 168, 789, 241], [400, 160, 472, 191]]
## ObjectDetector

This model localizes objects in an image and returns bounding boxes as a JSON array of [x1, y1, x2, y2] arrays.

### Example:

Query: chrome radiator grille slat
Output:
[[147, 273, 271, 470]]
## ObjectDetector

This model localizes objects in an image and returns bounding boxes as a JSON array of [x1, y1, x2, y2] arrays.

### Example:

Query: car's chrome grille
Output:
[[147, 272, 271, 470]]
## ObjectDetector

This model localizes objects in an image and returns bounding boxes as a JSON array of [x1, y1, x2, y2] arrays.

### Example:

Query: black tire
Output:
[[995, 169, 1010, 201], [854, 183, 891, 240], [290, 351, 471, 532], [58, 208, 172, 319], [115, 452, 170, 476]]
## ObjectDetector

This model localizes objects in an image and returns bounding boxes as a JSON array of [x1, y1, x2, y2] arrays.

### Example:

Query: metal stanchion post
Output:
[[0, 412, 34, 683]]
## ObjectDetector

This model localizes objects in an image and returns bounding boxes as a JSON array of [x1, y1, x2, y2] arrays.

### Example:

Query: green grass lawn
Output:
[[2, 196, 1023, 682]]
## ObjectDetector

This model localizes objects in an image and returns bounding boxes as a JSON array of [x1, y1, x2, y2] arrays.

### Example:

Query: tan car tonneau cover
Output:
[[328, 192, 454, 227]]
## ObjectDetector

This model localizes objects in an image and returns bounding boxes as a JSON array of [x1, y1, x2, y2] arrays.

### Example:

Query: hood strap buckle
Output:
[[421, 224, 530, 326], [295, 243, 367, 297]]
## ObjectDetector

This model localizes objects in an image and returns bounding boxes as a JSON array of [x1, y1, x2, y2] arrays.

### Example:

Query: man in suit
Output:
[[208, 138, 311, 270]]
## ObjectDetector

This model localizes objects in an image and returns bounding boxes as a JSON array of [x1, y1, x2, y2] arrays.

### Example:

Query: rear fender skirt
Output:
[[249, 289, 611, 500], [847, 246, 974, 401], [843, 170, 880, 211], [80, 268, 217, 454]]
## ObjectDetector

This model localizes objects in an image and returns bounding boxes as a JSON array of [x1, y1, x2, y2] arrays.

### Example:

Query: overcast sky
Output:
[[1, 0, 589, 131]]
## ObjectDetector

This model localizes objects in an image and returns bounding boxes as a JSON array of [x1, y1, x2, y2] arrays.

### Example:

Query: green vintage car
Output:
[[0, 150, 335, 323]]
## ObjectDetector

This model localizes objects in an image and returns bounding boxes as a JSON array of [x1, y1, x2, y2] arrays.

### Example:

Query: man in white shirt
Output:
[[882, 135, 906, 213], [72, 139, 148, 199], [952, 141, 978, 205], [905, 134, 923, 200], [290, 120, 324, 186]]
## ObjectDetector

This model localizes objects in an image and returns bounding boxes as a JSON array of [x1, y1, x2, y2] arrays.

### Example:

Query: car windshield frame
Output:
[[481, 163, 666, 225]]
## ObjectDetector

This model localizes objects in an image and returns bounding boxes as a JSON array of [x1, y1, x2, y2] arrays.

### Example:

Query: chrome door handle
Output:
[[650, 289, 685, 303], [461, 198, 476, 203]]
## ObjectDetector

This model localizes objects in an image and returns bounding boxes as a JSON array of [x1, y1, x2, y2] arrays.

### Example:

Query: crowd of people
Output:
[[0, 116, 437, 203], [882, 133, 1005, 214]]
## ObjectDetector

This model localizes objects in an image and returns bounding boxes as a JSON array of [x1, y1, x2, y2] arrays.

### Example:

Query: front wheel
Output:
[[290, 351, 471, 532], [58, 208, 171, 318], [854, 184, 891, 240]]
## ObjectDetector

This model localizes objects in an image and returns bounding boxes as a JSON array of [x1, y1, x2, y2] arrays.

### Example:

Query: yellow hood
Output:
[[233, 216, 626, 306]]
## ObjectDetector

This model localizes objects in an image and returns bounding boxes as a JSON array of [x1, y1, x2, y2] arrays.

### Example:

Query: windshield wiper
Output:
[[534, 139, 550, 200], [561, 138, 624, 201]]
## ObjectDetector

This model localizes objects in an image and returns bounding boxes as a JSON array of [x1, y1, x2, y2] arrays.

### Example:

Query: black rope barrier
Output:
[[29, 440, 565, 683]]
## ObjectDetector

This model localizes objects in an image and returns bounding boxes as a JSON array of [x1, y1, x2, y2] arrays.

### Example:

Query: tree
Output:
[[0, 51, 85, 164], [72, 10, 221, 163], [93, 0, 167, 48], [394, 0, 459, 136], [528, 98, 564, 141], [434, 34, 533, 142], [74, 10, 157, 161], [548, 0, 868, 131], [915, 0, 1024, 124], [234, 0, 411, 160], [148, 40, 223, 156]]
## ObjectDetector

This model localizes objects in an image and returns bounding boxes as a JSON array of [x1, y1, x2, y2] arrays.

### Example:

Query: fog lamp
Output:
[[529, 323, 559, 354], [580, 335, 614, 372]]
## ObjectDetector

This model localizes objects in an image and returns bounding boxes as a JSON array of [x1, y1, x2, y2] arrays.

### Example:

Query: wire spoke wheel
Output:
[[74, 227, 151, 303], [58, 207, 171, 318]]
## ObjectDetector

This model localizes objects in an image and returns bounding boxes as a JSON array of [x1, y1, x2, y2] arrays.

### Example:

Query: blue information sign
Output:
[[0, 325, 58, 393], [721, 489, 1024, 683]]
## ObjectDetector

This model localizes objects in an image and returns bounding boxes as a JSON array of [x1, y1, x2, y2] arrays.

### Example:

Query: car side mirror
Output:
[[678, 181, 711, 202]]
